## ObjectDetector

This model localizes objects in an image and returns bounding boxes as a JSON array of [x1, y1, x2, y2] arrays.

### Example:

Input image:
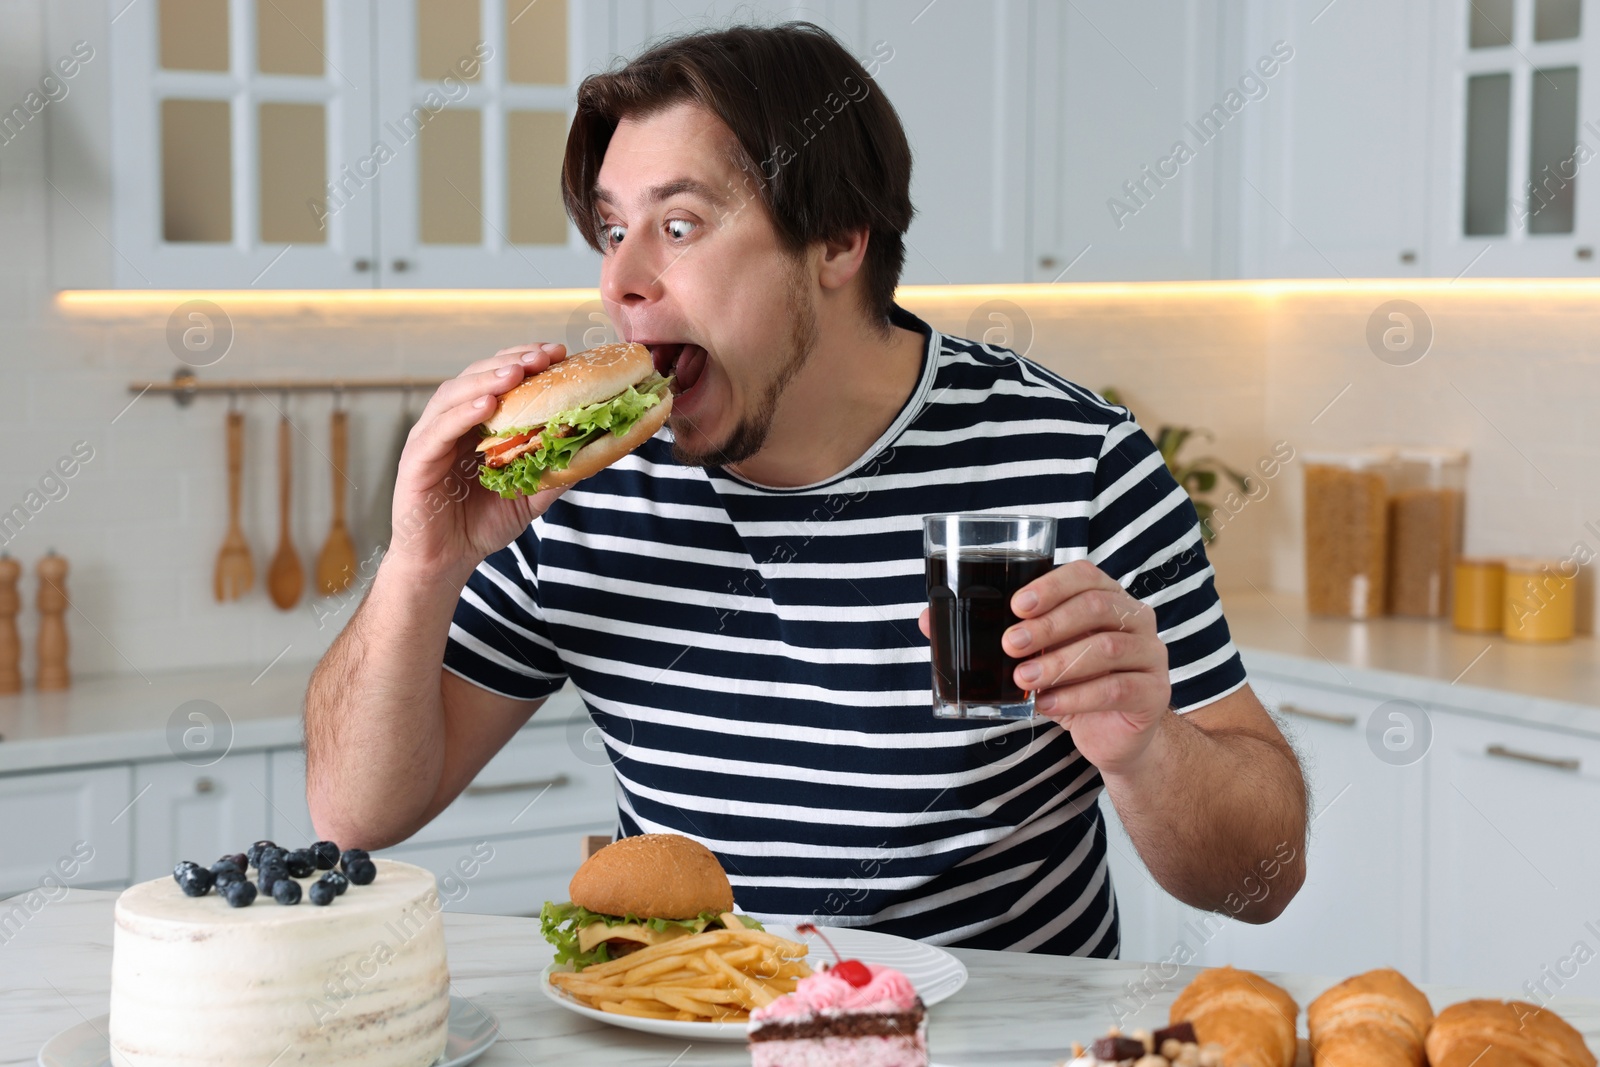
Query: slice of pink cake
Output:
[[746, 960, 927, 1067]]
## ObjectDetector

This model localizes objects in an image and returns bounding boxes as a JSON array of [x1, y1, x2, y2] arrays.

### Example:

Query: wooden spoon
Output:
[[214, 412, 257, 601], [213, 410, 255, 601], [316, 408, 358, 595], [266, 412, 304, 610]]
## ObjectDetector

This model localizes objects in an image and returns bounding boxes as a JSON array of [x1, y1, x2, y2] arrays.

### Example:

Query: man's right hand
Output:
[[385, 342, 571, 585]]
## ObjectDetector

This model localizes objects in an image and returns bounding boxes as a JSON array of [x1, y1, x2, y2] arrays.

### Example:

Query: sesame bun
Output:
[[482, 342, 653, 435], [532, 394, 671, 491], [569, 834, 734, 919]]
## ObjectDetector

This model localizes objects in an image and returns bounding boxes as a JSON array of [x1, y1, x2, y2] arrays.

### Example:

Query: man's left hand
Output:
[[919, 559, 1172, 775]]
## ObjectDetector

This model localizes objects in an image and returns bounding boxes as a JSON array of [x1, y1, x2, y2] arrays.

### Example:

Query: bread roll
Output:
[[1425, 999, 1596, 1067], [1306, 968, 1431, 1066], [1170, 965, 1299, 1067], [568, 833, 733, 919]]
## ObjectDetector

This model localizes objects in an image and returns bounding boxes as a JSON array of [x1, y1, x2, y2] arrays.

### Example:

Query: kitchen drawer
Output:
[[131, 754, 270, 882], [380, 826, 612, 917], [0, 765, 133, 896], [268, 722, 617, 848]]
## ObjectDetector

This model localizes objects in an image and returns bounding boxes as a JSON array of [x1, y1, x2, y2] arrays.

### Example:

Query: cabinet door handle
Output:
[[464, 772, 570, 797], [1277, 703, 1359, 727], [1485, 744, 1580, 772]]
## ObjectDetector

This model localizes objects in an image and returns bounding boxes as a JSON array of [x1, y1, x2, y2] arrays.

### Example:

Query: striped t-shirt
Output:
[[444, 304, 1246, 955]]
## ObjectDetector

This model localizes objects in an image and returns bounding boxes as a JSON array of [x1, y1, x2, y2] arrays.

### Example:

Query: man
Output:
[[307, 22, 1306, 955]]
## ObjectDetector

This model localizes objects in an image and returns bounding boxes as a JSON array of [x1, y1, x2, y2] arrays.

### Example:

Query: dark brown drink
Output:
[[927, 550, 1054, 708]]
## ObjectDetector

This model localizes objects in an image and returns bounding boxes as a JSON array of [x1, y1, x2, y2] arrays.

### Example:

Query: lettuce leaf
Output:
[[479, 374, 670, 499], [538, 900, 763, 971]]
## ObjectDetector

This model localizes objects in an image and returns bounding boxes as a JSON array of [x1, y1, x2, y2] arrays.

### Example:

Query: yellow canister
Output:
[[1453, 558, 1505, 633], [1502, 557, 1576, 642]]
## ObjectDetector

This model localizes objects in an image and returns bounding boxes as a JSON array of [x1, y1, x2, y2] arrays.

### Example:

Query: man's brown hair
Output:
[[562, 22, 913, 327]]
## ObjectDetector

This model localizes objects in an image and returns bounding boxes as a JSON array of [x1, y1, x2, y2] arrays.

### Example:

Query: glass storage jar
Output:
[[1303, 449, 1396, 619], [1387, 448, 1468, 617]]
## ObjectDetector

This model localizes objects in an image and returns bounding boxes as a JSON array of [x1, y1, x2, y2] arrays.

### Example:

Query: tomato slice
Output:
[[483, 429, 536, 463]]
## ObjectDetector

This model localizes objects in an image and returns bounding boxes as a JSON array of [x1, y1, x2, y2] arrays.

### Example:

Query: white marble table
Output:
[[6, 889, 1599, 1066]]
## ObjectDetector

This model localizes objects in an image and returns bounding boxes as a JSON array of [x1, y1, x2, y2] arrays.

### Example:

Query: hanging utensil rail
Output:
[[127, 370, 444, 406]]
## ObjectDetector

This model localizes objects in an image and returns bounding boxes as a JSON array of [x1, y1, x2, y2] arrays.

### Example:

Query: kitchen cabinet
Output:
[[103, 0, 379, 289], [129, 753, 270, 883], [76, 0, 611, 289], [858, 0, 1032, 283], [1427, 0, 1600, 276], [1102, 676, 1425, 976], [1198, 677, 1426, 977], [0, 765, 132, 896], [1426, 711, 1600, 998], [614, 0, 1033, 284], [1030, 0, 1223, 282], [371, 0, 615, 288], [265, 711, 617, 915], [1234, 0, 1433, 278]]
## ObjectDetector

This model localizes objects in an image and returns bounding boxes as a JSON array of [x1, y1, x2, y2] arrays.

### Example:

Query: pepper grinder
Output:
[[0, 554, 20, 694], [36, 551, 70, 691]]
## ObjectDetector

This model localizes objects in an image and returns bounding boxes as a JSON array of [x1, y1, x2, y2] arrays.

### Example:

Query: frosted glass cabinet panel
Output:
[[373, 0, 610, 286], [111, 0, 377, 286]]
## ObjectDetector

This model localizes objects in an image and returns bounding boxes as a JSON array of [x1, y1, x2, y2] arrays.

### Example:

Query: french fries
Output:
[[549, 927, 811, 1023]]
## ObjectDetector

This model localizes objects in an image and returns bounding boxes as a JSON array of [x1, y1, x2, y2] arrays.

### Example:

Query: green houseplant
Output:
[[1101, 388, 1250, 544]]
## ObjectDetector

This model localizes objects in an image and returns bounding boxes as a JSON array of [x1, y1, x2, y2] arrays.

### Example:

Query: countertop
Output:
[[1221, 586, 1600, 738], [5, 586, 1600, 775], [6, 889, 1598, 1066], [0, 661, 584, 775]]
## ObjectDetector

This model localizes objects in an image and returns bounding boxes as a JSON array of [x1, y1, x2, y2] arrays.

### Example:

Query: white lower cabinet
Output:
[[0, 765, 133, 897], [382, 829, 612, 917], [131, 755, 270, 882], [265, 718, 617, 915], [1109, 675, 1422, 980], [1198, 678, 1425, 977], [1426, 713, 1600, 999]]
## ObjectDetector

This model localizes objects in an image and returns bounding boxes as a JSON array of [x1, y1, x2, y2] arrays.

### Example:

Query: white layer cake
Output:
[[109, 858, 449, 1067]]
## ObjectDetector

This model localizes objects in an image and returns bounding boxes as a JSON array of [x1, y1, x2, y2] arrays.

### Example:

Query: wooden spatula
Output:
[[316, 409, 358, 595], [213, 410, 254, 601], [266, 412, 304, 610]]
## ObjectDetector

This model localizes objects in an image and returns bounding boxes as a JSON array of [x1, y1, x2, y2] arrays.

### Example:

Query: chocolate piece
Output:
[[1090, 1035, 1149, 1060], [1153, 1021, 1197, 1046]]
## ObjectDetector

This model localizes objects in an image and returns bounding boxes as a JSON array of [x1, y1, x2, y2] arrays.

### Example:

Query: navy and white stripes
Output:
[[444, 305, 1245, 956]]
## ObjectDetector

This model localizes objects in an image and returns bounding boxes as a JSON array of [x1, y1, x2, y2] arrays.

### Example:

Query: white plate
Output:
[[38, 994, 498, 1067], [540, 923, 969, 1042]]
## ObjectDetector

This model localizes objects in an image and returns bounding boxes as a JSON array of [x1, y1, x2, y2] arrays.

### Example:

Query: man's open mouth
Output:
[[645, 342, 709, 394]]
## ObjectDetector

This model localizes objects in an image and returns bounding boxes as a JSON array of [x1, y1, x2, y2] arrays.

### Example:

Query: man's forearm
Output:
[[305, 558, 470, 849], [1102, 709, 1308, 923]]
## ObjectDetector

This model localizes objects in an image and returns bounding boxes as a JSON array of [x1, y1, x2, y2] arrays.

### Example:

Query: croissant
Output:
[[1169, 965, 1299, 1067], [1425, 999, 1596, 1067], [1306, 968, 1431, 1066]]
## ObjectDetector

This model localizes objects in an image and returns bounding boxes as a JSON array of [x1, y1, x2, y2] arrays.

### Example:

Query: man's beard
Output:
[[669, 266, 819, 469]]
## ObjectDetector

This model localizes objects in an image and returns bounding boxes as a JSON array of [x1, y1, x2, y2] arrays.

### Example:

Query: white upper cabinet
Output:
[[372, 0, 613, 287], [1030, 0, 1222, 282], [614, 0, 1032, 284], [108, 0, 378, 288], [1430, 0, 1599, 276], [1234, 0, 1433, 278], [855, 0, 1031, 284], [97, 0, 608, 289]]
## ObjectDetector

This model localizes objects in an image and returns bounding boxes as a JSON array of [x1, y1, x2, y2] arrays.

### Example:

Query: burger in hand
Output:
[[476, 342, 672, 498], [540, 834, 761, 970]]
